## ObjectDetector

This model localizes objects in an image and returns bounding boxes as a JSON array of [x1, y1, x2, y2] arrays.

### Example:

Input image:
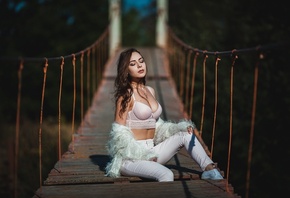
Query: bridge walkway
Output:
[[33, 47, 240, 198]]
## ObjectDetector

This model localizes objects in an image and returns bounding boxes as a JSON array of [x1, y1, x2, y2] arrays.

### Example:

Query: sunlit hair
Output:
[[114, 48, 146, 118]]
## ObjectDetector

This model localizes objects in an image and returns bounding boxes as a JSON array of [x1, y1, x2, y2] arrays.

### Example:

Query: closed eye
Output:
[[129, 58, 145, 66]]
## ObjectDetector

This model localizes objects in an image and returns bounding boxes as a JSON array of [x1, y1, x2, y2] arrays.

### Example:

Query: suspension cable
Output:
[[185, 50, 192, 113], [210, 56, 221, 159], [57, 57, 64, 170], [245, 53, 262, 198], [199, 52, 208, 136], [226, 53, 238, 191], [72, 54, 76, 147], [86, 50, 91, 112], [14, 59, 23, 198], [38, 58, 48, 192], [189, 52, 199, 119]]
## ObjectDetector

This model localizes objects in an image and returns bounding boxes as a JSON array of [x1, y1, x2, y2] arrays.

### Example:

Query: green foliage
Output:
[[0, 0, 109, 124], [168, 0, 289, 50], [0, 1, 108, 197], [0, 0, 109, 57], [121, 1, 156, 47], [168, 0, 290, 197], [0, 118, 72, 198]]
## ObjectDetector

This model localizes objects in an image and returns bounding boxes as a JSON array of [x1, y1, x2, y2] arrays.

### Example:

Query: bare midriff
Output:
[[132, 128, 155, 140]]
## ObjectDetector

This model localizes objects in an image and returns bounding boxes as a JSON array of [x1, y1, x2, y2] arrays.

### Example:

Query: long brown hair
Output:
[[114, 48, 146, 118]]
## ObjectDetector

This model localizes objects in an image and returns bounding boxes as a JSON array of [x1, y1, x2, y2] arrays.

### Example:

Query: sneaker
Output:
[[201, 169, 223, 180]]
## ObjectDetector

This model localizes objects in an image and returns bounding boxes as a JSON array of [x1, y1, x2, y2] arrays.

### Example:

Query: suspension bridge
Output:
[[32, 46, 240, 198], [2, 0, 288, 198]]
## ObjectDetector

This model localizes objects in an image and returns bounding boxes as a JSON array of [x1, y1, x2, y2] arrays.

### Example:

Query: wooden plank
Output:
[[44, 151, 203, 186], [35, 180, 240, 198]]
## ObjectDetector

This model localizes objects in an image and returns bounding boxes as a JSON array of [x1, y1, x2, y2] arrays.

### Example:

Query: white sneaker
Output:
[[201, 169, 223, 180]]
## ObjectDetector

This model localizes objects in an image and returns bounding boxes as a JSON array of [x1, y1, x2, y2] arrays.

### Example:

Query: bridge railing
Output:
[[1, 27, 109, 198], [166, 27, 287, 198]]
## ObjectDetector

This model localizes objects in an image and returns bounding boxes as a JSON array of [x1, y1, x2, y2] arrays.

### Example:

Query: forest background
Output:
[[0, 0, 289, 198]]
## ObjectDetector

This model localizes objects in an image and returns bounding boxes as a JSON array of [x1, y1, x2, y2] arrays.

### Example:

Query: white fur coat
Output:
[[105, 118, 196, 178]]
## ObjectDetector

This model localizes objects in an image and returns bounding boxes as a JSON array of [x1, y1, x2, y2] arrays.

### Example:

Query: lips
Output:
[[138, 69, 144, 73]]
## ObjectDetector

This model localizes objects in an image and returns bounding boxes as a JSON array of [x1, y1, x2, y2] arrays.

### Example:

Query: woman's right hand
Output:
[[149, 157, 157, 162]]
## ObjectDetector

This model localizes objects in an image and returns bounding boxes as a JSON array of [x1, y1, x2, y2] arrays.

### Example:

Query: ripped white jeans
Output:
[[120, 132, 213, 182]]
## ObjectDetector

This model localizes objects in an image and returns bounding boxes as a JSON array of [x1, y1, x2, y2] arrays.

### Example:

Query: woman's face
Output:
[[128, 51, 146, 80]]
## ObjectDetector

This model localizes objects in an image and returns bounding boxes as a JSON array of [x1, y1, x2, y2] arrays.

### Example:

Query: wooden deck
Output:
[[33, 47, 241, 198]]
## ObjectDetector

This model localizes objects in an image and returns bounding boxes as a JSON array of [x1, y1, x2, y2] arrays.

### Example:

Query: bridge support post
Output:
[[156, 0, 168, 49], [109, 0, 121, 56]]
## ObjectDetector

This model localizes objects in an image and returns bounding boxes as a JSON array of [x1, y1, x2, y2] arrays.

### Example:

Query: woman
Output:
[[105, 48, 223, 181]]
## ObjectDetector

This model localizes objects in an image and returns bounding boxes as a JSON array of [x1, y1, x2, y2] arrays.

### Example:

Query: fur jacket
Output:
[[105, 117, 196, 178]]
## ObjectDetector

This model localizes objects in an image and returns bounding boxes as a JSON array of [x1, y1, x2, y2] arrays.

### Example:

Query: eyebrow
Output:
[[130, 57, 143, 62]]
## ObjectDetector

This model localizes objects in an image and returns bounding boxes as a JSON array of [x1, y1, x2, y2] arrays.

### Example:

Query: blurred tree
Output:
[[168, 1, 290, 197], [0, 0, 109, 123], [0, 0, 108, 57], [122, 0, 156, 47], [168, 0, 289, 49]]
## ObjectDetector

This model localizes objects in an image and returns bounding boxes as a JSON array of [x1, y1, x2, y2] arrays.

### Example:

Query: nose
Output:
[[137, 62, 142, 67]]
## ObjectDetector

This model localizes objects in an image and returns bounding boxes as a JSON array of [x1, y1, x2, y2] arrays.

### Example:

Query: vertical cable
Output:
[[97, 44, 101, 85], [185, 50, 192, 113], [87, 50, 91, 109], [245, 53, 261, 198], [14, 59, 23, 198], [179, 49, 186, 99], [226, 53, 238, 191], [173, 44, 177, 86], [200, 52, 208, 136], [38, 58, 48, 194], [72, 54, 76, 143], [189, 52, 198, 119], [92, 47, 96, 92], [79, 52, 84, 136], [210, 56, 221, 159], [57, 57, 64, 167]]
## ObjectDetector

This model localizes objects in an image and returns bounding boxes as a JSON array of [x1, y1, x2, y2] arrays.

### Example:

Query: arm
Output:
[[114, 96, 131, 126]]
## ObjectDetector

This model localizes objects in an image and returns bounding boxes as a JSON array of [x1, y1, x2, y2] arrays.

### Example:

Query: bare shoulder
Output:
[[116, 94, 133, 107]]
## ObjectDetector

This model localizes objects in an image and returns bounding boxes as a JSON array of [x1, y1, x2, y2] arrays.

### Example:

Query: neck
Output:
[[131, 82, 144, 88]]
